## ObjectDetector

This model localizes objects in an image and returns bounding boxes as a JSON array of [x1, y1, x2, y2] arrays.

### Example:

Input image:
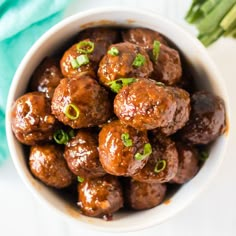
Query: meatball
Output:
[[114, 79, 177, 130], [78, 27, 120, 44], [98, 120, 150, 176], [64, 130, 106, 178], [11, 92, 56, 145], [77, 175, 123, 218], [51, 75, 112, 129], [122, 27, 168, 48], [159, 87, 190, 136], [171, 143, 199, 184], [151, 44, 182, 86], [30, 58, 63, 100], [133, 135, 178, 183], [60, 38, 108, 78], [98, 42, 153, 87], [125, 179, 167, 210], [180, 91, 226, 144], [29, 144, 73, 188]]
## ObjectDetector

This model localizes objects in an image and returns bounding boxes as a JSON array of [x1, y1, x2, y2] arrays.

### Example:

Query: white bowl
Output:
[[6, 7, 230, 232]]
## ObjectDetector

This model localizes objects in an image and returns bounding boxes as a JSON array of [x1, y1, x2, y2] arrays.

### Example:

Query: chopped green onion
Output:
[[70, 54, 90, 69], [76, 41, 94, 54], [135, 143, 152, 161], [70, 58, 79, 69], [64, 103, 80, 120], [77, 176, 84, 183], [68, 129, 75, 139], [154, 160, 167, 174], [53, 129, 69, 144], [132, 53, 146, 67], [108, 47, 119, 56], [199, 151, 209, 161], [76, 54, 89, 67], [107, 78, 136, 93], [156, 81, 165, 87], [152, 40, 161, 62], [121, 133, 133, 147]]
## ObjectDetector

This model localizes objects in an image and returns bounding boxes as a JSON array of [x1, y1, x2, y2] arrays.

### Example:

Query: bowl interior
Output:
[[6, 8, 229, 232]]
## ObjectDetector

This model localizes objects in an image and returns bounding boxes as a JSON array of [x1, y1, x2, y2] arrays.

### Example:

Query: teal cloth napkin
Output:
[[0, 0, 71, 164]]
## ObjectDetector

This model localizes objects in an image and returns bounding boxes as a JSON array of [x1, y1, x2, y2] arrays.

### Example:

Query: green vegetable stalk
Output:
[[186, 0, 236, 46]]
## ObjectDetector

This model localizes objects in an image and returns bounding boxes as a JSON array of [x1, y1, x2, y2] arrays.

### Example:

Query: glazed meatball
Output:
[[133, 135, 178, 183], [11, 92, 56, 145], [30, 58, 63, 100], [171, 143, 199, 184], [51, 75, 112, 129], [159, 86, 190, 136], [78, 27, 120, 44], [98, 42, 153, 86], [151, 44, 182, 86], [60, 38, 108, 78], [64, 130, 106, 178], [125, 179, 167, 210], [78, 175, 123, 218], [29, 145, 73, 188], [180, 91, 226, 144], [114, 79, 177, 130], [98, 120, 150, 176], [122, 27, 168, 48]]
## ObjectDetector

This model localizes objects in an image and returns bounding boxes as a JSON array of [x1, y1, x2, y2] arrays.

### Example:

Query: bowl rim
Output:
[[5, 7, 230, 232]]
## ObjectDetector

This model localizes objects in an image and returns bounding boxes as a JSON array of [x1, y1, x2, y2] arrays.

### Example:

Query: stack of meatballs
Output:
[[11, 27, 226, 220]]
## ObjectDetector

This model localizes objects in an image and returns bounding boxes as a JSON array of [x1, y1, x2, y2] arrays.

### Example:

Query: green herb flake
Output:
[[108, 47, 119, 56], [132, 53, 146, 67], [77, 176, 84, 183], [107, 78, 136, 93], [53, 129, 69, 145], [154, 160, 167, 173], [199, 151, 209, 161], [152, 40, 161, 62], [76, 54, 89, 67], [135, 143, 152, 160], [76, 41, 95, 54], [70, 58, 79, 69], [121, 133, 133, 147]]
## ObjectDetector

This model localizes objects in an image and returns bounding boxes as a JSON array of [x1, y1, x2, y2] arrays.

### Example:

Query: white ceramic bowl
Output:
[[6, 8, 230, 232]]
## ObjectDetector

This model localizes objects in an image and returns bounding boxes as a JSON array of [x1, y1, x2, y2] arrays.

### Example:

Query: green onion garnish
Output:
[[68, 129, 75, 139], [199, 151, 209, 161], [154, 160, 167, 173], [135, 143, 152, 161], [64, 103, 80, 120], [76, 54, 89, 66], [108, 47, 119, 56], [70, 58, 79, 69], [121, 133, 133, 147], [70, 54, 90, 69], [76, 41, 94, 54], [77, 176, 84, 183], [132, 53, 146, 67], [107, 78, 136, 93], [156, 81, 165, 87], [152, 40, 161, 62], [53, 129, 69, 144]]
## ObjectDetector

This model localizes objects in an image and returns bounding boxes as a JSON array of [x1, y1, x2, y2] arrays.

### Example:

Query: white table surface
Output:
[[1, 1, 236, 235]]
